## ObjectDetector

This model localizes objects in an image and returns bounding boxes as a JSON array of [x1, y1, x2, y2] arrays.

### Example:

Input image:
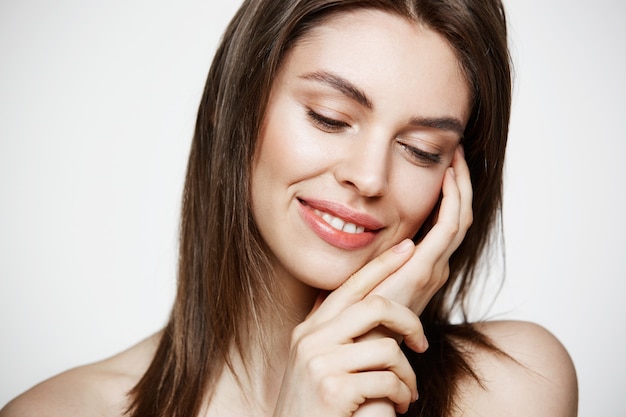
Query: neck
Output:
[[205, 268, 320, 416]]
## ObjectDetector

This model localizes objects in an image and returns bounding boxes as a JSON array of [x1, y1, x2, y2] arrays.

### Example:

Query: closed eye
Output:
[[306, 109, 350, 133], [398, 142, 442, 165]]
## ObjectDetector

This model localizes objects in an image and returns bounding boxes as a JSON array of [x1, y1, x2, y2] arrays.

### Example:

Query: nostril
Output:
[[340, 173, 387, 198], [333, 139, 390, 197]]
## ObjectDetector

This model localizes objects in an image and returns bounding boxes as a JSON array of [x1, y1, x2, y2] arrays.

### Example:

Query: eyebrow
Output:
[[300, 70, 373, 109], [408, 116, 465, 137], [300, 70, 465, 137]]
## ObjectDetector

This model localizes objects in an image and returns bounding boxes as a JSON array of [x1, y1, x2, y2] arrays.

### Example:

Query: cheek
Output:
[[394, 171, 445, 237], [251, 106, 326, 218], [258, 98, 323, 170], [252, 118, 299, 194]]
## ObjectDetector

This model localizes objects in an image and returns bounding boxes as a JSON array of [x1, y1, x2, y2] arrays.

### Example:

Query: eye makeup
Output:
[[306, 109, 350, 133], [397, 141, 443, 165]]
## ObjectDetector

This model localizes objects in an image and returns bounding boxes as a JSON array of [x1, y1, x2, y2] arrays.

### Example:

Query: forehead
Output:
[[276, 9, 472, 125]]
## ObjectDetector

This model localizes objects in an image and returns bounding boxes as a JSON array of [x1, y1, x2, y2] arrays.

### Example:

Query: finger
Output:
[[436, 146, 473, 260], [400, 146, 470, 265], [329, 338, 418, 397], [449, 145, 473, 250], [315, 295, 428, 352], [412, 166, 462, 263], [399, 147, 472, 273], [369, 168, 461, 310], [367, 146, 473, 314], [311, 239, 415, 322], [342, 371, 415, 414], [356, 325, 403, 344], [352, 399, 396, 417]]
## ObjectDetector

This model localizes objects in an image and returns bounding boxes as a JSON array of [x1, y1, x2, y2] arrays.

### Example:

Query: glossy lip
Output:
[[297, 198, 384, 250]]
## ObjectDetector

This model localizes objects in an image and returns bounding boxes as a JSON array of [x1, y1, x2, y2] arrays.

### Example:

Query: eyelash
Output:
[[306, 109, 350, 132], [398, 142, 442, 165], [306, 108, 442, 165]]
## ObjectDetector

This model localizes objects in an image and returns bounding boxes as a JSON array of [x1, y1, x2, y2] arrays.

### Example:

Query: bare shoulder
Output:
[[0, 332, 161, 417], [453, 320, 578, 417]]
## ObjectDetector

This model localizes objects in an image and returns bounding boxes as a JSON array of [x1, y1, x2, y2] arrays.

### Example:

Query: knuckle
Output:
[[446, 221, 460, 238], [380, 337, 401, 357], [364, 294, 391, 311], [413, 270, 433, 291], [442, 265, 450, 281], [424, 267, 448, 295], [379, 371, 402, 394], [465, 210, 474, 227], [306, 355, 329, 379], [319, 374, 343, 404]]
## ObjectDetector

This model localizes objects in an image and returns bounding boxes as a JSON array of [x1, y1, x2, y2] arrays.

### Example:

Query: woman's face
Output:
[[251, 9, 471, 292]]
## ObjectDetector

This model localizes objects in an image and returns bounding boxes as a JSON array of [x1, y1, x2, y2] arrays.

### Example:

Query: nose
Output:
[[334, 134, 390, 197]]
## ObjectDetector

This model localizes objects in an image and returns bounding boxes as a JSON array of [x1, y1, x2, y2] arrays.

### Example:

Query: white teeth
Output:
[[330, 216, 345, 230], [315, 209, 365, 234]]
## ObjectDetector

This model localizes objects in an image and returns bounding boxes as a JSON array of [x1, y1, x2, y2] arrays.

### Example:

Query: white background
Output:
[[1, 1, 624, 415]]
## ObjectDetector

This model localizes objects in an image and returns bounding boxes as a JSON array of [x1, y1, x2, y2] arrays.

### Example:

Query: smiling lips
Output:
[[298, 198, 383, 249], [313, 208, 366, 234]]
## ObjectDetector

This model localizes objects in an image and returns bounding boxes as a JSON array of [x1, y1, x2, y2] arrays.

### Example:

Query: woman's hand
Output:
[[273, 241, 427, 417], [273, 146, 472, 417], [371, 145, 473, 315], [352, 145, 473, 417]]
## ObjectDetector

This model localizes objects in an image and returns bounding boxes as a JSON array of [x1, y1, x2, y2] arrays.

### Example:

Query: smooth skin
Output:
[[250, 9, 472, 415], [0, 9, 577, 417]]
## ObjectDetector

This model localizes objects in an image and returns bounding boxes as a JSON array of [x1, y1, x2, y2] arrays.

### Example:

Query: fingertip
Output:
[[421, 335, 429, 352], [406, 333, 429, 354], [393, 393, 413, 415], [410, 386, 419, 404], [392, 238, 415, 254], [396, 402, 410, 415]]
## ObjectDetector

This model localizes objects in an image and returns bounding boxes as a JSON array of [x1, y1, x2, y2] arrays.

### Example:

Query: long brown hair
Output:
[[127, 0, 511, 416]]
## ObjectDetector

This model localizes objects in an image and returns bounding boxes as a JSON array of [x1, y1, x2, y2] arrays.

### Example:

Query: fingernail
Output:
[[458, 145, 465, 158], [448, 167, 456, 178], [393, 239, 414, 254]]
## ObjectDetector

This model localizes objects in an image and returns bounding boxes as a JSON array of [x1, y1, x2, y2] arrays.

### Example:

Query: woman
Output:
[[0, 0, 577, 416]]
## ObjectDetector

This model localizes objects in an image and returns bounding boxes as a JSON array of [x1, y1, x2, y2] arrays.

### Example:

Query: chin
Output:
[[294, 259, 365, 291]]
